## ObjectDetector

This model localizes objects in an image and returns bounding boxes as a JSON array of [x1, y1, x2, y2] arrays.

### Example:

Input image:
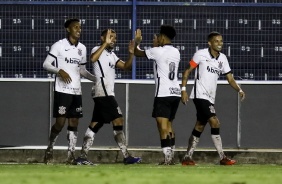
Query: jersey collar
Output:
[[66, 37, 79, 47], [105, 48, 113, 53], [208, 48, 220, 60]]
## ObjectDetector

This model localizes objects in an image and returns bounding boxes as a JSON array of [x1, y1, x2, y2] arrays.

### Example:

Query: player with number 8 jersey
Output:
[[134, 25, 181, 165]]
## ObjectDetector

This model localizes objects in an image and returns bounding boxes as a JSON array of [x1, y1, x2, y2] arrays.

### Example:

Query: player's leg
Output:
[[182, 120, 205, 165], [75, 121, 103, 165], [182, 99, 210, 166], [168, 97, 180, 164], [44, 91, 70, 164], [208, 116, 236, 165], [44, 117, 66, 164], [112, 117, 141, 164], [65, 94, 83, 164], [156, 117, 173, 165]]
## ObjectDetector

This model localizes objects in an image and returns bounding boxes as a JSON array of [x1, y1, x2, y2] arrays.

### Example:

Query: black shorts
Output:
[[193, 98, 216, 125], [92, 96, 123, 124], [152, 96, 180, 121], [53, 91, 83, 118]]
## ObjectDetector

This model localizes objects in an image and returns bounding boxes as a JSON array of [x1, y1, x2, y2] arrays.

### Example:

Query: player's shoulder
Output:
[[219, 52, 228, 60], [91, 45, 100, 53], [77, 42, 86, 50]]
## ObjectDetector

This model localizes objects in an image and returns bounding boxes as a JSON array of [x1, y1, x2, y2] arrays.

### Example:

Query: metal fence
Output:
[[0, 0, 281, 80]]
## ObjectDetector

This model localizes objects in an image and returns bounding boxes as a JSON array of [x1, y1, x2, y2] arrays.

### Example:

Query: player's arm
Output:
[[79, 64, 95, 81], [181, 62, 196, 105], [43, 53, 72, 84], [90, 29, 113, 62], [226, 73, 245, 101], [134, 29, 146, 57], [116, 39, 135, 71]]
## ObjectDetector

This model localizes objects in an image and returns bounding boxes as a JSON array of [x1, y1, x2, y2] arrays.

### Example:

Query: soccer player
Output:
[[42, 18, 95, 164], [134, 25, 181, 165], [181, 31, 246, 166], [75, 29, 141, 165]]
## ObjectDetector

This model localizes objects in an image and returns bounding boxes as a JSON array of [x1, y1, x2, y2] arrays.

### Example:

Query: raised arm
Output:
[[90, 29, 113, 62], [134, 29, 146, 57], [116, 39, 135, 71]]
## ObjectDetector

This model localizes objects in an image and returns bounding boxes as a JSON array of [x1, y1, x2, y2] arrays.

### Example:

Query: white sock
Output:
[[113, 130, 129, 158], [81, 128, 95, 158], [67, 130, 78, 160], [185, 135, 200, 159], [162, 147, 172, 162], [211, 134, 225, 160]]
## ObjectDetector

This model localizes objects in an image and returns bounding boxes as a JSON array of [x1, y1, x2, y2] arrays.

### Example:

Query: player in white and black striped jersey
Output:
[[42, 18, 95, 165], [134, 25, 181, 165], [181, 31, 246, 166], [75, 29, 141, 165]]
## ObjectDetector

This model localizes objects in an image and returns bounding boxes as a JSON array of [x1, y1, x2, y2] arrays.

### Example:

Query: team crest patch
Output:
[[209, 105, 215, 113], [58, 106, 66, 115], [78, 49, 82, 56], [218, 61, 223, 69]]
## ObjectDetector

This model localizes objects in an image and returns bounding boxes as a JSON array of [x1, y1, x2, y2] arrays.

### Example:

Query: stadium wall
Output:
[[0, 79, 281, 149]]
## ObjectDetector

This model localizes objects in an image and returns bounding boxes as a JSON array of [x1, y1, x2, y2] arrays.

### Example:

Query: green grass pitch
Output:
[[0, 163, 281, 184]]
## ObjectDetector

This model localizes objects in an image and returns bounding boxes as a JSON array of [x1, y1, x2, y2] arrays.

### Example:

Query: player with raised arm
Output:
[[42, 18, 95, 164], [75, 29, 141, 165], [181, 31, 245, 166], [134, 25, 181, 165]]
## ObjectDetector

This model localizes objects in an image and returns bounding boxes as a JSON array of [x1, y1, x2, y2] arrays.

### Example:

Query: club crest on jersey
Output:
[[218, 61, 223, 69], [78, 49, 82, 56]]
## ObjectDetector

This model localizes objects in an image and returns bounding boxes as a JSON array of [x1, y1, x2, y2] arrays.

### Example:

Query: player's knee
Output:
[[91, 122, 104, 133]]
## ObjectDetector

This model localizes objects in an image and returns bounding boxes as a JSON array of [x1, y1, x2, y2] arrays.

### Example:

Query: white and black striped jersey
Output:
[[91, 46, 120, 98], [145, 44, 181, 97], [46, 38, 87, 95], [189, 48, 231, 104]]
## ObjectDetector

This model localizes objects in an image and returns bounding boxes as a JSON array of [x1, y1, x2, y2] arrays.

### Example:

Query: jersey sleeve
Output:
[[221, 55, 231, 75], [145, 47, 158, 60], [48, 41, 61, 58], [91, 46, 99, 54], [80, 45, 87, 65], [112, 52, 120, 64], [190, 51, 201, 68]]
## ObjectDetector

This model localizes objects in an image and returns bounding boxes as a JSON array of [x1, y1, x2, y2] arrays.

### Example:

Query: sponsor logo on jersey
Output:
[[109, 62, 115, 69], [58, 106, 66, 115], [78, 49, 82, 56], [65, 57, 80, 64], [169, 87, 181, 95], [207, 66, 220, 76]]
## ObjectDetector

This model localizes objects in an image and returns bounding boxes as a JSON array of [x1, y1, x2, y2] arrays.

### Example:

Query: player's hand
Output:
[[134, 29, 142, 44], [128, 39, 134, 54], [58, 69, 72, 84], [153, 34, 158, 47], [105, 29, 114, 46], [239, 90, 246, 102], [181, 91, 189, 105]]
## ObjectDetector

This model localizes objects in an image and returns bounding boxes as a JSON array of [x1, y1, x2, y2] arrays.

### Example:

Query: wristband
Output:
[[181, 86, 186, 91], [239, 89, 243, 93]]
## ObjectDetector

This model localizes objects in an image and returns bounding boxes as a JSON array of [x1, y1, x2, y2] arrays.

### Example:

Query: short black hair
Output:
[[64, 18, 80, 28], [101, 29, 116, 36], [159, 25, 176, 40], [208, 31, 222, 41]]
